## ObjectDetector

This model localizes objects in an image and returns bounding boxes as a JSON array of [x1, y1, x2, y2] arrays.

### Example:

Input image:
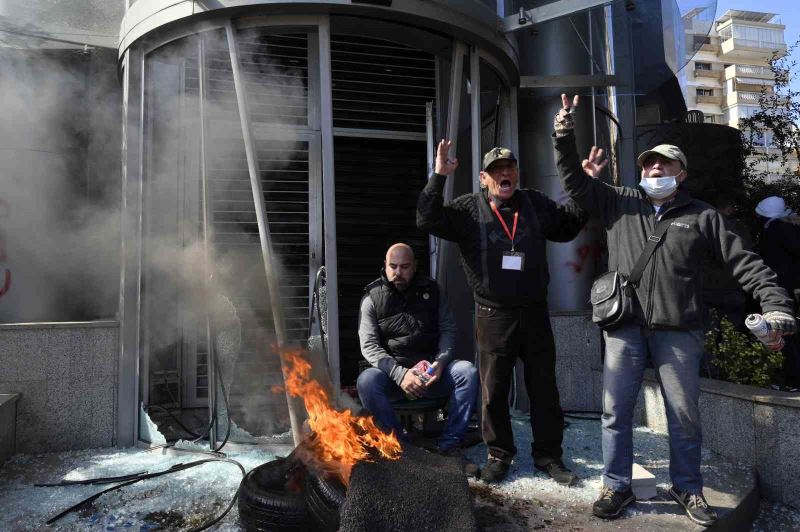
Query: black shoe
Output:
[[669, 486, 718, 526], [463, 460, 480, 479], [592, 486, 635, 519], [534, 461, 577, 486], [480, 457, 510, 483]]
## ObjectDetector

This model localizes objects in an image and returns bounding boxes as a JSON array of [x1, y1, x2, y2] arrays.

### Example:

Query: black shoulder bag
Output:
[[590, 218, 671, 330]]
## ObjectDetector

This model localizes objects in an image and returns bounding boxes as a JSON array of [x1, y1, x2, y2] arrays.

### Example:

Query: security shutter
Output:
[[331, 34, 435, 132], [183, 30, 316, 434]]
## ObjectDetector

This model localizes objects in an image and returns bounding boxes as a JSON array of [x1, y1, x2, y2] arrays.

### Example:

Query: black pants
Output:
[[476, 303, 563, 464]]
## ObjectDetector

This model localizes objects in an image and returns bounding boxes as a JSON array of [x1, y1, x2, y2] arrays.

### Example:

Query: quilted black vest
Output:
[[364, 273, 440, 368]]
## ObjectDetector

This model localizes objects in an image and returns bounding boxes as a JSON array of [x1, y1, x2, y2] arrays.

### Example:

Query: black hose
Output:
[[146, 404, 202, 439], [43, 458, 246, 529]]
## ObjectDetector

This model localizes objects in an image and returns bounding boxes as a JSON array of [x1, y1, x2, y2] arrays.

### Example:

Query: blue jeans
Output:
[[602, 324, 704, 494], [357, 359, 478, 450]]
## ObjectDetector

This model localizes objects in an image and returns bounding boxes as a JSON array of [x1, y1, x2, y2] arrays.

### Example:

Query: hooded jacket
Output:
[[553, 131, 794, 329]]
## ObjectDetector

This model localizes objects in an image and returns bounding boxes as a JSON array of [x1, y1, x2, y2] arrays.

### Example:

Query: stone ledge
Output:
[[0, 320, 119, 331], [0, 394, 19, 408], [643, 369, 800, 410]]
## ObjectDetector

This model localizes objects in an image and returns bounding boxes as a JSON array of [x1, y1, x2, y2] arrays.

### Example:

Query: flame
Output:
[[280, 348, 401, 484]]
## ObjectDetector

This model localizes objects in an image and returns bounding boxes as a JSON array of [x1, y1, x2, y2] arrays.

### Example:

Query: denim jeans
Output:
[[357, 359, 478, 450], [602, 323, 704, 494]]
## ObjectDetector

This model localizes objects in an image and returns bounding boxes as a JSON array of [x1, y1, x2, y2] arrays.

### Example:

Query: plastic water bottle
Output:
[[745, 313, 785, 350]]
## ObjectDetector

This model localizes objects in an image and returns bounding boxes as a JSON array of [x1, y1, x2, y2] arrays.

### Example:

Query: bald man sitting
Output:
[[357, 243, 478, 454]]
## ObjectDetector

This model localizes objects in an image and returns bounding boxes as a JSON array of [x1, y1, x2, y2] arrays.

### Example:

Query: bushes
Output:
[[704, 312, 784, 387]]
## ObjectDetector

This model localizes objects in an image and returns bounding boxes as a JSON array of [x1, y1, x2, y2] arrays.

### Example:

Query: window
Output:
[[693, 35, 711, 47], [704, 114, 715, 123], [695, 62, 712, 70], [719, 24, 784, 47], [696, 88, 714, 96]]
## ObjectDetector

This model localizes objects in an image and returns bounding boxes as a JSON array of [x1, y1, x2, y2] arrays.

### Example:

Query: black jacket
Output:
[[758, 217, 800, 303], [417, 174, 588, 308], [363, 272, 440, 368], [554, 132, 793, 329]]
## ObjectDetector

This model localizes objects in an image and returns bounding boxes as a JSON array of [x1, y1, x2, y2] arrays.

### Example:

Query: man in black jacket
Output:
[[553, 94, 796, 526], [417, 140, 588, 485], [357, 243, 478, 454], [755, 196, 800, 389]]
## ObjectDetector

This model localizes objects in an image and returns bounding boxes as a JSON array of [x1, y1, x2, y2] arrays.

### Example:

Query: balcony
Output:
[[725, 64, 773, 79], [694, 69, 722, 80], [728, 91, 761, 105], [699, 42, 721, 53], [720, 38, 787, 61], [696, 94, 723, 105]]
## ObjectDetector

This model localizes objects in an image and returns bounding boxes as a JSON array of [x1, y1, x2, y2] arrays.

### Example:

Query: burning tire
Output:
[[238, 458, 309, 531], [305, 472, 346, 531]]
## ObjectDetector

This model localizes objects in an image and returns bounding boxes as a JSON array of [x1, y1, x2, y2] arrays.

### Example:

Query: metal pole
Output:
[[198, 37, 219, 449], [470, 46, 481, 195], [425, 101, 438, 279], [444, 41, 467, 201], [224, 21, 305, 446], [589, 10, 597, 146]]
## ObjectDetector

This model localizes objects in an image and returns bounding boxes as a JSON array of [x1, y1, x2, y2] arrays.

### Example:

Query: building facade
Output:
[[682, 9, 794, 178]]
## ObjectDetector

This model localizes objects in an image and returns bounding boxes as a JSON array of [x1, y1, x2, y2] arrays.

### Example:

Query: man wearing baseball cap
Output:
[[552, 94, 796, 526], [417, 139, 588, 485]]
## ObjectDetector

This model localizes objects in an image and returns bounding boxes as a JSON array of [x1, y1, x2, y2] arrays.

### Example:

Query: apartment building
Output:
[[682, 9, 794, 177]]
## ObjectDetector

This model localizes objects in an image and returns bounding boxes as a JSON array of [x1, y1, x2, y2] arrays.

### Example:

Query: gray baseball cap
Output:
[[636, 144, 687, 169], [482, 147, 517, 171]]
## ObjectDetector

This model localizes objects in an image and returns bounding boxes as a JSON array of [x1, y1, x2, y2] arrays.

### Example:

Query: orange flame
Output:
[[280, 348, 402, 484]]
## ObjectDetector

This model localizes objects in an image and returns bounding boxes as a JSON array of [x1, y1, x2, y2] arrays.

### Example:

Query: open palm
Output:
[[582, 145, 609, 178]]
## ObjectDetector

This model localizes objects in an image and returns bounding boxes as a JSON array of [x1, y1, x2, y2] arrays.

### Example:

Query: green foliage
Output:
[[737, 39, 800, 238], [704, 313, 783, 387]]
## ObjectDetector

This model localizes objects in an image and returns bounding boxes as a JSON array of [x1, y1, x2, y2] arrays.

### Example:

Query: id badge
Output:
[[501, 251, 525, 271]]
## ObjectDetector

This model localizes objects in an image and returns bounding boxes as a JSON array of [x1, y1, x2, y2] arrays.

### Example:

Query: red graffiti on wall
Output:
[[0, 199, 10, 298], [565, 243, 602, 274]]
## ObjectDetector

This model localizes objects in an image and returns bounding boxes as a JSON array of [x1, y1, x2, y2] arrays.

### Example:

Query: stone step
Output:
[[466, 417, 759, 531], [0, 394, 19, 467]]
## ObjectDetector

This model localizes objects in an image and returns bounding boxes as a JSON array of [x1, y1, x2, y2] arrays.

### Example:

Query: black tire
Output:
[[305, 472, 347, 532], [237, 458, 309, 531]]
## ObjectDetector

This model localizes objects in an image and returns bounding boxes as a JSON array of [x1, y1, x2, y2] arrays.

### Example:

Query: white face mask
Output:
[[639, 172, 682, 199]]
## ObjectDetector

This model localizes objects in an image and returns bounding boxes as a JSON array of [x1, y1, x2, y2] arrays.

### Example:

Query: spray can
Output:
[[745, 313, 785, 350], [405, 361, 437, 400]]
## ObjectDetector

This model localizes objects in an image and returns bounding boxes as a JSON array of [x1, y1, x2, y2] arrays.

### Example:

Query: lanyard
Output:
[[489, 200, 518, 250]]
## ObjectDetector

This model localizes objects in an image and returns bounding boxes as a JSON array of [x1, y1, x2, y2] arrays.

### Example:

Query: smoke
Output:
[[0, 43, 122, 323], [138, 28, 316, 440], [0, 15, 324, 441]]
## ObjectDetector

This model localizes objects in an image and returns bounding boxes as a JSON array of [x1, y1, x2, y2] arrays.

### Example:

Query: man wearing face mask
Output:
[[417, 140, 588, 485], [553, 94, 796, 526]]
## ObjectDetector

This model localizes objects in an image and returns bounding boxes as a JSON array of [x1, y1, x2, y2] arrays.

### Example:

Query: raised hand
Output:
[[554, 94, 579, 137], [434, 139, 459, 176], [582, 146, 609, 178]]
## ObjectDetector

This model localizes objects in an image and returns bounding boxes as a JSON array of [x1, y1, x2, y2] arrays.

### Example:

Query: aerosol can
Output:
[[745, 313, 785, 350], [405, 360, 437, 400]]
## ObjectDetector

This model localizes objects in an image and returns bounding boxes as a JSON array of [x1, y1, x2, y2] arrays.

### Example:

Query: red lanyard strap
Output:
[[489, 200, 518, 249]]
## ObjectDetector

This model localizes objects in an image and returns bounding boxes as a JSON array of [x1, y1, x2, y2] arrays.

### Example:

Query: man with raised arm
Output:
[[553, 94, 795, 526], [417, 139, 588, 485]]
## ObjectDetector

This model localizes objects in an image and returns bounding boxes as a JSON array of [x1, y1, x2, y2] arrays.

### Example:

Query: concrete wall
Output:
[[0, 321, 118, 453], [635, 371, 800, 510], [0, 394, 18, 465], [513, 312, 603, 413]]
